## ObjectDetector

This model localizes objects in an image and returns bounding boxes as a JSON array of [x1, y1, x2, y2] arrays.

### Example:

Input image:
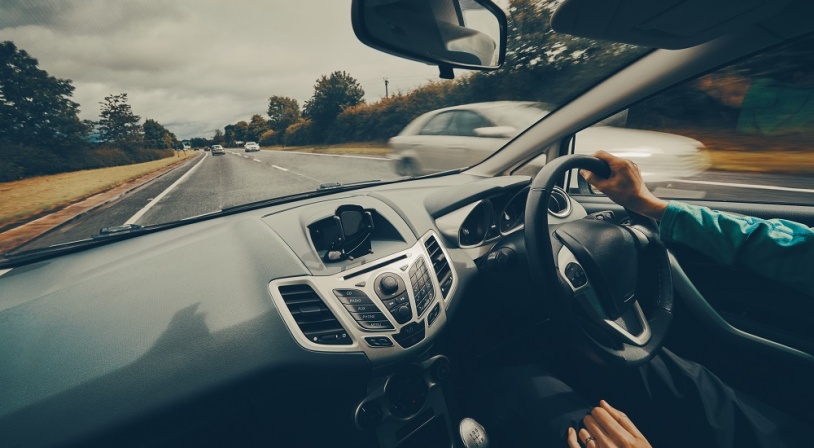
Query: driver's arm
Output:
[[581, 151, 814, 297]]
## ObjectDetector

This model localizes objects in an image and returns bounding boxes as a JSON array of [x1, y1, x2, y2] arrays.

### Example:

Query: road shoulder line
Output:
[[125, 154, 209, 225]]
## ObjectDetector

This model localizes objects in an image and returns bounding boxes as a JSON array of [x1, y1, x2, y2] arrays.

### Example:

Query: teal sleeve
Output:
[[659, 201, 814, 297]]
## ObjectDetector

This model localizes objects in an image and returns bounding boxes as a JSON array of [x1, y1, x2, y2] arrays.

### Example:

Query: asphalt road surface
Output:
[[9, 150, 814, 253]]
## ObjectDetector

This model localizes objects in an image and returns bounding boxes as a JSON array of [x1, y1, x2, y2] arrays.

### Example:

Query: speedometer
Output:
[[500, 188, 528, 234]]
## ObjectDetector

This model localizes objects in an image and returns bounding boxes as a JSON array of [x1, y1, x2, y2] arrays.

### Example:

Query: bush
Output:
[[259, 129, 277, 146], [0, 143, 174, 182], [285, 119, 315, 146]]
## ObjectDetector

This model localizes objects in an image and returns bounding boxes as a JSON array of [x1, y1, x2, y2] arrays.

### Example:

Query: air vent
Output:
[[424, 235, 453, 299], [548, 187, 572, 218], [278, 284, 351, 345]]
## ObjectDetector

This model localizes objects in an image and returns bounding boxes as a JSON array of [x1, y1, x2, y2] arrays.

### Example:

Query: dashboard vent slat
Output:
[[278, 284, 351, 345], [424, 236, 453, 299]]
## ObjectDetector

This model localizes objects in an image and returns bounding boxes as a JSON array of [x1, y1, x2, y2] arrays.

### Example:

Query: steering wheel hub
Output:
[[524, 155, 673, 367]]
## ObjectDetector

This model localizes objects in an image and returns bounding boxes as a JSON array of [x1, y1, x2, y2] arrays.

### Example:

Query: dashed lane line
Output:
[[271, 164, 322, 183]]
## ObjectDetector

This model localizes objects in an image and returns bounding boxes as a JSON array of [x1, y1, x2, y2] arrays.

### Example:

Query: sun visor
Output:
[[551, 0, 794, 49]]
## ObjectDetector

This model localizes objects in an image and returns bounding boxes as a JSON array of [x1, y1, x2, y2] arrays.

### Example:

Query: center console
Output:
[[266, 198, 463, 447]]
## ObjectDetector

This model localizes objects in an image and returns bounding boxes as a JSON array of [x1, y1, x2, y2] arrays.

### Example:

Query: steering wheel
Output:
[[524, 155, 673, 367]]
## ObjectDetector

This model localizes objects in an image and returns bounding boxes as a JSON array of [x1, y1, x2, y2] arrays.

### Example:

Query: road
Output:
[[9, 149, 814, 253]]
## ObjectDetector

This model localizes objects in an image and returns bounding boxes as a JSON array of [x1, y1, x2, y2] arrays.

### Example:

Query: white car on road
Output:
[[388, 101, 711, 182], [244, 142, 260, 152]]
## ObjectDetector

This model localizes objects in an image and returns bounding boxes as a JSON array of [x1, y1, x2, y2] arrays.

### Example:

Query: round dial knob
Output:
[[380, 275, 399, 295], [397, 305, 412, 320]]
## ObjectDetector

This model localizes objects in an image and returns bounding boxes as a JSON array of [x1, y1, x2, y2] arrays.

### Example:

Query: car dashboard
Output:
[[0, 173, 588, 448]]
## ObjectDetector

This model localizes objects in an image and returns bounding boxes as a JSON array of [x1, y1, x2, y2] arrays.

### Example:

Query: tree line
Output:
[[0, 41, 179, 181]]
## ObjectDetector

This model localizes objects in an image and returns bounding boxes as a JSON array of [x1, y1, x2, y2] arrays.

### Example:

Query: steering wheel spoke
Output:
[[525, 155, 673, 367]]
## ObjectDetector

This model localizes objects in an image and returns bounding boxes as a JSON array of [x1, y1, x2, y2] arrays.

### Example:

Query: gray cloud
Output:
[[0, 0, 439, 138]]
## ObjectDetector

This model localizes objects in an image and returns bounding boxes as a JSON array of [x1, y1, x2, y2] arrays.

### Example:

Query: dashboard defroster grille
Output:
[[278, 284, 351, 345], [424, 236, 453, 299]]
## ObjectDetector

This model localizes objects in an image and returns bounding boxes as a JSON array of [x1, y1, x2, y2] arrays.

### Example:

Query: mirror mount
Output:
[[352, 0, 507, 76]]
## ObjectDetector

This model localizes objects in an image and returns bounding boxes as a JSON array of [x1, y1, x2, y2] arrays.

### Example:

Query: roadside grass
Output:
[[664, 128, 814, 174], [263, 142, 390, 157], [0, 152, 195, 231]]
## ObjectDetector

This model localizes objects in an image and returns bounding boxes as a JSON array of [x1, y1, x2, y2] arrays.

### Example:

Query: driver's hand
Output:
[[579, 151, 668, 221], [567, 400, 652, 448]]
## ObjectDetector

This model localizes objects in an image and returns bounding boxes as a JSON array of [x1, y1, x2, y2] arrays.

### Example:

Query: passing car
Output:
[[244, 142, 260, 152], [211, 145, 225, 155], [388, 101, 711, 181]]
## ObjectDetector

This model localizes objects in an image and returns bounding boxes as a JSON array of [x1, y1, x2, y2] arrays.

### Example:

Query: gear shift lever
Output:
[[459, 418, 489, 448]]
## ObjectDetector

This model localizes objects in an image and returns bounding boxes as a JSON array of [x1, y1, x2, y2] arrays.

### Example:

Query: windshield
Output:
[[0, 0, 646, 256]]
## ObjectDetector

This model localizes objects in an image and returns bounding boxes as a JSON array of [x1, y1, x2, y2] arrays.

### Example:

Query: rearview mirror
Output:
[[352, 0, 507, 77]]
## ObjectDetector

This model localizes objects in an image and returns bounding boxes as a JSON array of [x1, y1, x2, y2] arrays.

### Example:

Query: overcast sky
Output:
[[0, 0, 492, 139]]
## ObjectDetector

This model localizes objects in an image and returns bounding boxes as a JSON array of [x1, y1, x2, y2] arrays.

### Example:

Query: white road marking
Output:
[[271, 164, 322, 183], [124, 154, 207, 225], [253, 158, 261, 162], [665, 178, 814, 194], [0, 268, 11, 278], [243, 155, 249, 158], [280, 151, 388, 161]]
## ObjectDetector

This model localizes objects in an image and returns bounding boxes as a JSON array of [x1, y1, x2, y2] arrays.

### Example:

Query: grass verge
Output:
[[263, 142, 390, 157], [0, 152, 195, 231]]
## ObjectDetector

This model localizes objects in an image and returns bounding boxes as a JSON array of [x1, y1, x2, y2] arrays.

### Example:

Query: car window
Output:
[[419, 112, 456, 136], [570, 33, 814, 206], [0, 0, 649, 256], [448, 111, 493, 137]]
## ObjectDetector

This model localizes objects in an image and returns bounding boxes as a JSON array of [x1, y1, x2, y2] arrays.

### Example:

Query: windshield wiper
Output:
[[317, 179, 382, 191], [93, 223, 144, 238], [1, 223, 165, 267]]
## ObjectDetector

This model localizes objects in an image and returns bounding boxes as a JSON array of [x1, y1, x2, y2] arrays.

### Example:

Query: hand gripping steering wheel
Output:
[[524, 155, 673, 367]]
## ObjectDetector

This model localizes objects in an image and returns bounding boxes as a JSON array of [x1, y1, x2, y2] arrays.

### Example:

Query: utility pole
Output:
[[384, 78, 389, 98]]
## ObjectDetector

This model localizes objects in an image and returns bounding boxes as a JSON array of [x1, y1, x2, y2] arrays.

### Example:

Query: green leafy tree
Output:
[[142, 119, 176, 149], [267, 96, 300, 144], [303, 71, 364, 140], [0, 41, 87, 148], [98, 93, 142, 149], [212, 129, 224, 145], [246, 114, 269, 142], [224, 120, 248, 146]]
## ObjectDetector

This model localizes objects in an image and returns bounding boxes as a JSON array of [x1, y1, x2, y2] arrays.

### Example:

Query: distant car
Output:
[[388, 101, 711, 182], [211, 145, 225, 155], [204, 147, 210, 152], [244, 142, 260, 152]]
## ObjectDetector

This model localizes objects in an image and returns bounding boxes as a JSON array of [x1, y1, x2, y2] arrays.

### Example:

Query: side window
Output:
[[448, 111, 493, 136], [573, 34, 814, 205], [419, 112, 455, 135]]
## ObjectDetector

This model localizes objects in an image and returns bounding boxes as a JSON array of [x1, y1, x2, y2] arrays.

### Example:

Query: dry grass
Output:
[[0, 152, 195, 230], [705, 150, 814, 174], [264, 142, 390, 157], [646, 128, 814, 174]]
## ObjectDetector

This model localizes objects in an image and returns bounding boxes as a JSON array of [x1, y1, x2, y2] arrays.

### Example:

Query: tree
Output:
[[0, 41, 87, 148], [224, 120, 248, 146], [142, 119, 176, 149], [303, 71, 364, 134], [246, 114, 269, 142], [267, 96, 300, 143], [98, 93, 142, 149], [212, 129, 224, 145]]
